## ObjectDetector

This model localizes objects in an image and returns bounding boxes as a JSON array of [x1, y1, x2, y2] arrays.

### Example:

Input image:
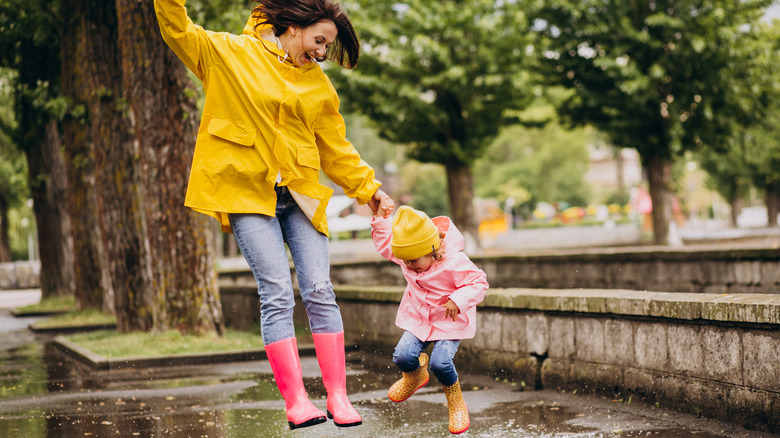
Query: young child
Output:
[[370, 206, 489, 435]]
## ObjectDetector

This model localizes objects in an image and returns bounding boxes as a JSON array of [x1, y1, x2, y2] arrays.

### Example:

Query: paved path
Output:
[[0, 289, 41, 309]]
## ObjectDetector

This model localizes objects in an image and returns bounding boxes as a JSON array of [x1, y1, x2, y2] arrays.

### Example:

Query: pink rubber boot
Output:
[[312, 332, 362, 427], [265, 337, 327, 430]]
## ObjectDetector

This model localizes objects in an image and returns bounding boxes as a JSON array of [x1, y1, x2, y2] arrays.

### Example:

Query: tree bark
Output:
[[0, 196, 10, 262], [445, 163, 481, 253], [766, 184, 780, 227], [61, 0, 115, 311], [729, 190, 742, 228], [645, 154, 680, 246], [615, 147, 625, 196], [88, 0, 152, 321], [28, 121, 75, 298], [116, 0, 223, 334]]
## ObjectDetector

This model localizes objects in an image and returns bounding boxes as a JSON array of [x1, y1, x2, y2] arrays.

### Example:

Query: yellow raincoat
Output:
[[154, 0, 381, 235]]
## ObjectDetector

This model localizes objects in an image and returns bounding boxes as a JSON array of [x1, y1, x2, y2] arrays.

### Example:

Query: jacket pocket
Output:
[[207, 117, 257, 147], [296, 145, 320, 169]]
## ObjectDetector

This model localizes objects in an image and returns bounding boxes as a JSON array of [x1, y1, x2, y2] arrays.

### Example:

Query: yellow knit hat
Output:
[[391, 206, 441, 260]]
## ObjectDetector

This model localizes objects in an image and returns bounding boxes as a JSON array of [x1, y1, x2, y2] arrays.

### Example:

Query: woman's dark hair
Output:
[[252, 0, 360, 69]]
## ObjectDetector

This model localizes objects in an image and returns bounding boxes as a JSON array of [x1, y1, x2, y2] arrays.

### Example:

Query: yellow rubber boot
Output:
[[388, 352, 429, 402], [443, 380, 469, 434]]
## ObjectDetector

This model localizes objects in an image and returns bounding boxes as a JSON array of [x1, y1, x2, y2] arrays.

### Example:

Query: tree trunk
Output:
[[645, 154, 681, 246], [729, 191, 742, 228], [28, 121, 75, 298], [0, 196, 10, 262], [88, 0, 152, 322], [445, 163, 481, 253], [116, 0, 223, 334], [13, 0, 75, 299], [615, 147, 625, 196], [766, 184, 780, 227], [61, 0, 114, 311]]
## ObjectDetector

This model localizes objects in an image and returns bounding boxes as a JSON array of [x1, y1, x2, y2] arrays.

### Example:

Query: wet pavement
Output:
[[1, 306, 779, 438]]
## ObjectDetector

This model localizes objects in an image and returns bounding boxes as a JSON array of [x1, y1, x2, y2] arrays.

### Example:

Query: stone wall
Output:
[[327, 247, 780, 294], [0, 261, 40, 290], [334, 286, 780, 434]]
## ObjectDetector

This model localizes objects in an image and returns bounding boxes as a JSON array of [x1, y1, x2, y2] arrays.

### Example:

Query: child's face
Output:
[[403, 254, 435, 273]]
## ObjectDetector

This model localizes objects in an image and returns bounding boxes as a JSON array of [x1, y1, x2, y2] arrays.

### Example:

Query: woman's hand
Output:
[[368, 189, 394, 219], [443, 299, 460, 321]]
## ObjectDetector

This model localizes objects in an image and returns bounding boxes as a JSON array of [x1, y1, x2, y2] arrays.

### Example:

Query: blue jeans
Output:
[[229, 186, 343, 345], [393, 331, 461, 386]]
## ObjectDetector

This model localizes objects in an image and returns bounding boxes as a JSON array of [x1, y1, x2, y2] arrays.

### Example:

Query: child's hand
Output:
[[443, 299, 459, 321], [369, 189, 394, 219]]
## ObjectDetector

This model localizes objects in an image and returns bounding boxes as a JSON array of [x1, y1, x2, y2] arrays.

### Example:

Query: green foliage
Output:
[[532, 0, 773, 162], [330, 0, 537, 167], [0, 0, 61, 112], [188, 0, 251, 33], [474, 123, 591, 216], [0, 69, 27, 210], [695, 20, 780, 204], [8, 205, 34, 260], [400, 162, 450, 218], [740, 21, 780, 194], [343, 113, 402, 184]]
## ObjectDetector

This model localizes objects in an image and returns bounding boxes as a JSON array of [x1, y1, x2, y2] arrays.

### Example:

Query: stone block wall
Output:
[[327, 247, 780, 294], [334, 286, 780, 434], [0, 261, 40, 290]]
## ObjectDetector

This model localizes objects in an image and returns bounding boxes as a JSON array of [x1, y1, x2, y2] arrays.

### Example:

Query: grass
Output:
[[14, 295, 76, 314], [32, 308, 116, 329], [65, 328, 265, 359]]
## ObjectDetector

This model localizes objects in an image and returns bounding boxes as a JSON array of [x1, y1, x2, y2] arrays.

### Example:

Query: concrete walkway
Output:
[[0, 289, 41, 309]]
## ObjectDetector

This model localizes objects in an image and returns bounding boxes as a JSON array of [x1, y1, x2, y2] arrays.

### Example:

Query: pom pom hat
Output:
[[391, 206, 441, 260]]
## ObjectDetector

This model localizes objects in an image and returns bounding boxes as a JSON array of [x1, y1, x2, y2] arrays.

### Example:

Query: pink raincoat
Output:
[[371, 215, 489, 341]]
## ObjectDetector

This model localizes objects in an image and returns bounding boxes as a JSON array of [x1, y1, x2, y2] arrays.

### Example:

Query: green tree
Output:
[[328, 0, 536, 248], [695, 19, 780, 227], [532, 0, 772, 244], [0, 72, 29, 261], [474, 123, 591, 216], [697, 146, 752, 226], [0, 0, 75, 296], [742, 20, 780, 226], [401, 162, 450, 218]]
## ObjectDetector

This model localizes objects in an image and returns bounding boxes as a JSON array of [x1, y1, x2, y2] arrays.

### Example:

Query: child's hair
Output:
[[430, 232, 446, 261]]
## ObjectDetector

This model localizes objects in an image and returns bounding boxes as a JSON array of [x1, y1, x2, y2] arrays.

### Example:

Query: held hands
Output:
[[443, 299, 459, 321], [369, 189, 394, 219]]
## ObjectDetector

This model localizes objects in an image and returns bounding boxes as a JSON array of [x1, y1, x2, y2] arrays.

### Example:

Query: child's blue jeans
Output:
[[393, 330, 461, 386]]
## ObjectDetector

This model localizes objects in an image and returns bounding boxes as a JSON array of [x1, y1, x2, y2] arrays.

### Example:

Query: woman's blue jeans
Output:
[[229, 186, 343, 345], [393, 331, 461, 386]]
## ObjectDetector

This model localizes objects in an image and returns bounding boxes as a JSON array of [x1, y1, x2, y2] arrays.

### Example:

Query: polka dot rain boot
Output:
[[388, 352, 429, 402], [443, 379, 469, 434]]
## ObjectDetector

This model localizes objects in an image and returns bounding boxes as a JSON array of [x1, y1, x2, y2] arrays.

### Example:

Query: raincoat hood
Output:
[[242, 11, 274, 40], [431, 216, 465, 257]]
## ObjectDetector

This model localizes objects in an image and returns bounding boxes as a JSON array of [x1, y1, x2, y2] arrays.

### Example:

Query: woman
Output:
[[154, 0, 394, 430]]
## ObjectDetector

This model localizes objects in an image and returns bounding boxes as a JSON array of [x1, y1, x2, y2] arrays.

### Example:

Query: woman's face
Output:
[[287, 20, 337, 66]]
